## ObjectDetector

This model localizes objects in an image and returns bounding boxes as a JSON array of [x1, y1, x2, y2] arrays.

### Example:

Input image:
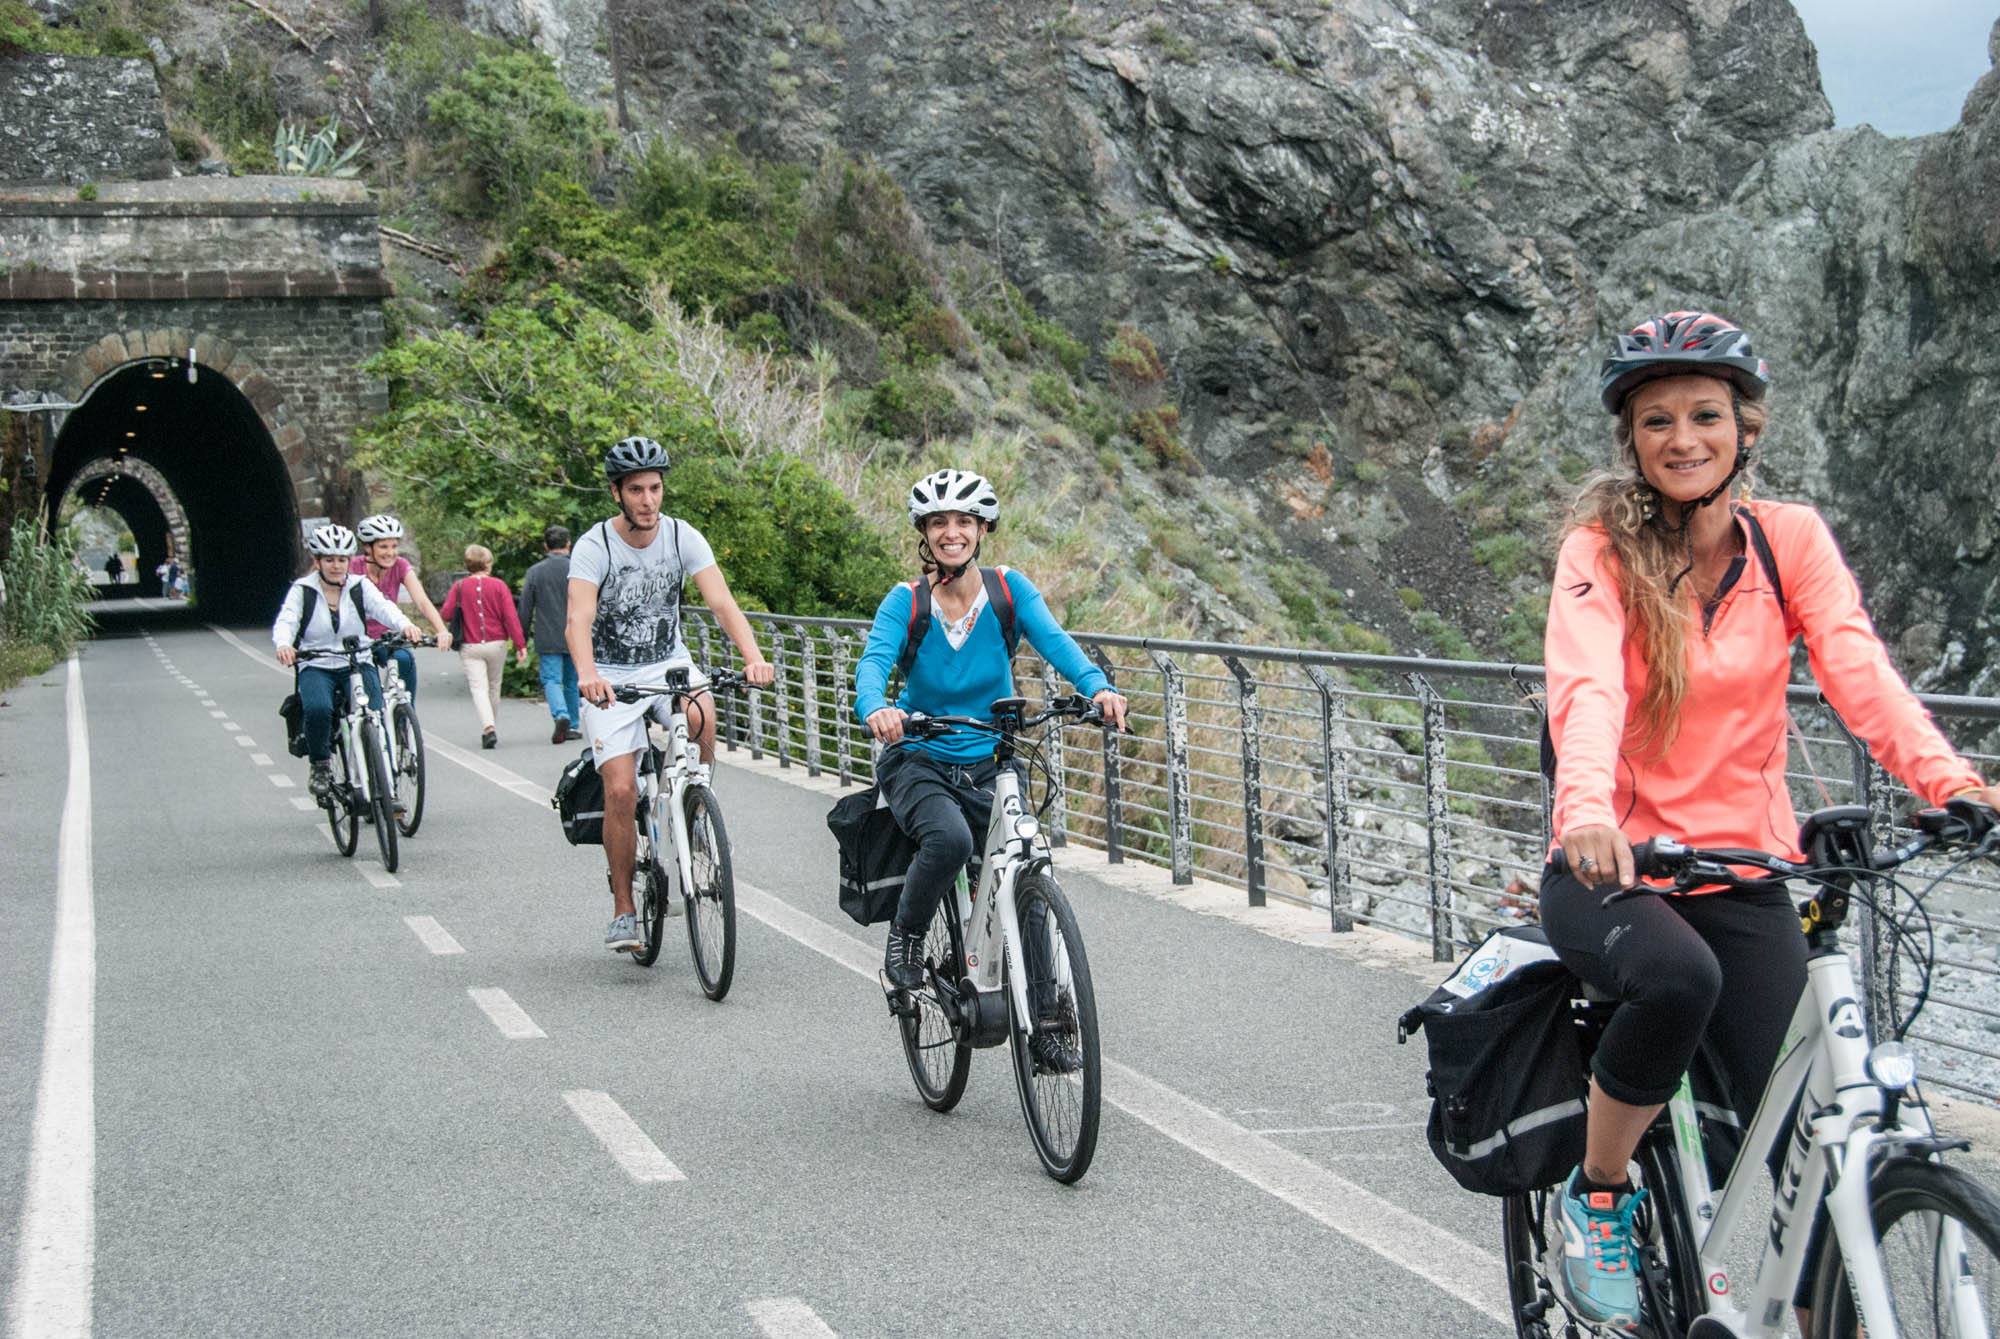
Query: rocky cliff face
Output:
[[488, 1, 1997, 691]]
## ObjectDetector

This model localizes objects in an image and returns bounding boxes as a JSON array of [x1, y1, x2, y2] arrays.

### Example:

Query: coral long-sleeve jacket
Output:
[[1544, 500, 1982, 864]]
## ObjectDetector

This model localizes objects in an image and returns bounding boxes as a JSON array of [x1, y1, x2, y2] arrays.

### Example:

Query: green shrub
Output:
[[1027, 316, 1087, 376], [427, 49, 614, 219], [1028, 371, 1076, 420], [1, 519, 95, 663], [1471, 532, 1534, 582], [1396, 585, 1424, 611], [182, 51, 281, 172], [1105, 323, 1167, 403], [864, 367, 958, 441], [791, 155, 937, 328]]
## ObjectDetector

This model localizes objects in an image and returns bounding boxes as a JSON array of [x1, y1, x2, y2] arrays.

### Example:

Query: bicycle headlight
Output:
[[1013, 814, 1042, 843], [1865, 1041, 1917, 1093]]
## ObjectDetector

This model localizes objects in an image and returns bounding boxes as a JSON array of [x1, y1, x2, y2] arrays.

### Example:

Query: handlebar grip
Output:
[[1943, 796, 1998, 843], [613, 686, 640, 704]]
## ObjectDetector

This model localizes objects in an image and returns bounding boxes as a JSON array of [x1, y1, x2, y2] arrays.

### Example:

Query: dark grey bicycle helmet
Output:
[[1599, 311, 1771, 414], [604, 435, 670, 482]]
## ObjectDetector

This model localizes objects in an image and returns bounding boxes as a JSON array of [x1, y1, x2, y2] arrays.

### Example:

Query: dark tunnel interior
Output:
[[45, 360, 301, 622]]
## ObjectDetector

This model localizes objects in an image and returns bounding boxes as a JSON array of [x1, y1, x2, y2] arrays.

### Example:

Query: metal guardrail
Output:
[[688, 611, 2000, 1106]]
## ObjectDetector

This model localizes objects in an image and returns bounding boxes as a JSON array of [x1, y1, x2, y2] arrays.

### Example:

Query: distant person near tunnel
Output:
[[854, 468, 1129, 1012], [351, 514, 452, 701], [104, 552, 123, 586], [1535, 310, 2000, 1332], [272, 523, 419, 800], [568, 435, 775, 955], [520, 523, 580, 745], [441, 545, 525, 750]]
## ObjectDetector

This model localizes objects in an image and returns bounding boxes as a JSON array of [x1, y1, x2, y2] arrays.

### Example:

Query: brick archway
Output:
[[65, 455, 191, 562]]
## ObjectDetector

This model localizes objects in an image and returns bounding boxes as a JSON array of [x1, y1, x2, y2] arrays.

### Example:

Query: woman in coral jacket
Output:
[[1538, 311, 2000, 1330]]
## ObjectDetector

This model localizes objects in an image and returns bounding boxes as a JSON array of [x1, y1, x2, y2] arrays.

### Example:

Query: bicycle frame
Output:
[[633, 692, 704, 903], [950, 763, 1055, 1040], [1660, 939, 1959, 1339], [300, 644, 397, 805]]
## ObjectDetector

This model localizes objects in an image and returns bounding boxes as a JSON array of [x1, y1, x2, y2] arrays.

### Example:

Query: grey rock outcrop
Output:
[[0, 56, 172, 185]]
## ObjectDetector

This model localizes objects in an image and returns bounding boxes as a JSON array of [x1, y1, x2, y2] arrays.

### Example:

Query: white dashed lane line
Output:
[[208, 710, 227, 719], [289, 797, 317, 812], [467, 988, 544, 1040], [745, 1298, 839, 1338], [250, 754, 273, 768], [267, 775, 295, 789], [560, 1090, 685, 1184], [403, 916, 464, 956]]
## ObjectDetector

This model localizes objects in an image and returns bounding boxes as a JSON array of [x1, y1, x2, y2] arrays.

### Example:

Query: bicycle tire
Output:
[[1810, 1155, 2000, 1339], [899, 889, 971, 1113], [363, 720, 398, 873], [326, 732, 359, 857], [392, 703, 425, 837], [681, 784, 736, 1001], [1497, 1136, 1701, 1339], [630, 785, 668, 969], [1004, 871, 1101, 1184]]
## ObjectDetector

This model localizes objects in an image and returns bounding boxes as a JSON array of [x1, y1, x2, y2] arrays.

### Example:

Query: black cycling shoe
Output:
[[308, 762, 334, 800], [1028, 1028, 1082, 1075], [882, 924, 927, 993]]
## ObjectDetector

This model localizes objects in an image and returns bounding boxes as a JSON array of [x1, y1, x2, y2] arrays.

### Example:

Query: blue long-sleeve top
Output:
[[854, 569, 1112, 763]]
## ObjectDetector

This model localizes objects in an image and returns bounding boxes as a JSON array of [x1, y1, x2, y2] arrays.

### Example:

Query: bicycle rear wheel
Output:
[[325, 733, 358, 857], [1004, 871, 1101, 1184], [392, 703, 425, 837], [1811, 1156, 2000, 1339], [898, 889, 971, 1113], [681, 784, 735, 1001], [630, 786, 668, 968], [363, 720, 398, 873]]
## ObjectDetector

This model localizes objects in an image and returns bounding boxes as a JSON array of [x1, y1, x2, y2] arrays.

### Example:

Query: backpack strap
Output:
[[982, 565, 1019, 660], [1737, 507, 1788, 620], [291, 583, 317, 651], [894, 578, 931, 686]]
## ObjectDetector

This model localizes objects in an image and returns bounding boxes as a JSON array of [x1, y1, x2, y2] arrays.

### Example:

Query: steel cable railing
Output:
[[689, 611, 2000, 1105]]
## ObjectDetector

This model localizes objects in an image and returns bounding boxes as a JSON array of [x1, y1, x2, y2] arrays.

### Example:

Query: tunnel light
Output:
[[134, 405, 147, 412], [124, 431, 136, 438], [150, 370, 166, 380]]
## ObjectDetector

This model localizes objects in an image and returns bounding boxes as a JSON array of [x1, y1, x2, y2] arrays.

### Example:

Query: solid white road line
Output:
[[8, 656, 95, 1339], [403, 916, 465, 955], [467, 987, 545, 1040], [745, 1298, 839, 1339], [424, 734, 549, 804], [560, 1090, 685, 1183], [200, 621, 1504, 1317]]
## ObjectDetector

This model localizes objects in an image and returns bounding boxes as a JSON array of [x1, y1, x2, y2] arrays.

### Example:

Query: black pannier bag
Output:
[[826, 786, 919, 926], [552, 748, 606, 846], [1398, 925, 1589, 1197], [278, 693, 308, 758]]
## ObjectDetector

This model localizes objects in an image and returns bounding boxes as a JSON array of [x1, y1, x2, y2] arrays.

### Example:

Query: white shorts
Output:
[[580, 659, 707, 766]]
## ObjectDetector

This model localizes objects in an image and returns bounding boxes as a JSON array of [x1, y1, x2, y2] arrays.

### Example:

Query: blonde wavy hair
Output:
[[1562, 389, 1768, 754]]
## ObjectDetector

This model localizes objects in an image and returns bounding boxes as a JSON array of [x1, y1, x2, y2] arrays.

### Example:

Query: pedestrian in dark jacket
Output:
[[520, 524, 580, 744]]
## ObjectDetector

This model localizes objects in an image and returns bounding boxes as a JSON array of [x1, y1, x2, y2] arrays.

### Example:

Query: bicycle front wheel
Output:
[[1811, 1156, 2000, 1339], [326, 733, 358, 857], [363, 721, 398, 873], [1004, 871, 1101, 1184], [392, 703, 425, 837], [899, 890, 971, 1113], [681, 784, 736, 1001]]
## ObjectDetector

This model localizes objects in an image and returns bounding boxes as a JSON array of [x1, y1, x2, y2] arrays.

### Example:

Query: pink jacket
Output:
[[441, 574, 525, 652], [1545, 499, 1982, 864]]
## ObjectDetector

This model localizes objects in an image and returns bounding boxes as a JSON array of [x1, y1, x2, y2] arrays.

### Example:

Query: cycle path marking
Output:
[[7, 657, 94, 1339], [467, 987, 545, 1040], [746, 1297, 839, 1338], [560, 1090, 686, 1184], [403, 916, 465, 956]]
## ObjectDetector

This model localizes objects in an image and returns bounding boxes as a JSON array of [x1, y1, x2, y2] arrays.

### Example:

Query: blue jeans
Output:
[[537, 650, 581, 724], [371, 643, 417, 700], [297, 663, 384, 763]]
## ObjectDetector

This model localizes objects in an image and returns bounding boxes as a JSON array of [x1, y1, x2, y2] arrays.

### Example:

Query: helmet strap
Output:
[[917, 535, 980, 586]]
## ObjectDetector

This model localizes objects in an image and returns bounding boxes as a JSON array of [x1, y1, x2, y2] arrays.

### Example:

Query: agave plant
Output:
[[273, 117, 363, 179]]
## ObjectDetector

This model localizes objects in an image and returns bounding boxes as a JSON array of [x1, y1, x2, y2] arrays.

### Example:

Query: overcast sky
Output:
[[1792, 1, 1996, 135]]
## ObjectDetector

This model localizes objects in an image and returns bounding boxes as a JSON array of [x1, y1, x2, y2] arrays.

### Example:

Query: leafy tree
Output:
[[359, 291, 897, 615]]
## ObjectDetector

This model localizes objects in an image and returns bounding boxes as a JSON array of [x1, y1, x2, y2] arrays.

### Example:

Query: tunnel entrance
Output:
[[46, 359, 301, 622]]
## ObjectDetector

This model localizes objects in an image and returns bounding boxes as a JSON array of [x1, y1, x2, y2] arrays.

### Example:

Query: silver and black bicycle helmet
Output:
[[605, 435, 670, 482], [305, 523, 357, 557], [907, 468, 1000, 531], [355, 513, 404, 543], [1599, 311, 1770, 414]]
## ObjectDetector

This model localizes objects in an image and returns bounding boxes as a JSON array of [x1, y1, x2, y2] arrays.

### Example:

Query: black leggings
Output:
[[1538, 865, 1807, 1123]]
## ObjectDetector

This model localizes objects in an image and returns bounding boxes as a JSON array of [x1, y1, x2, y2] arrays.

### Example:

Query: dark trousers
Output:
[[297, 663, 384, 763], [1539, 865, 1808, 1125]]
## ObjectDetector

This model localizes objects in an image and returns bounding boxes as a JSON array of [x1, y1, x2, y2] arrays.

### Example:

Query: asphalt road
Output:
[[5, 603, 1986, 1337]]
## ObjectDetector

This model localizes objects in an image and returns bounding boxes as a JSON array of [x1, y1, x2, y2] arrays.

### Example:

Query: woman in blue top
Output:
[[856, 468, 1129, 991]]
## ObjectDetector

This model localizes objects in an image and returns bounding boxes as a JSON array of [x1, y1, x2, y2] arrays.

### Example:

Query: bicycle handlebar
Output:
[[902, 694, 1107, 739], [1549, 798, 1998, 906], [612, 667, 759, 703]]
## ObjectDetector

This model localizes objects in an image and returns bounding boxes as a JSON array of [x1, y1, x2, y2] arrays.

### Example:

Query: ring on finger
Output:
[[1577, 855, 1598, 872]]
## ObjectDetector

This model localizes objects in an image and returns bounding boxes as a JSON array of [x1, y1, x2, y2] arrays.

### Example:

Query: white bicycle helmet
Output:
[[306, 523, 357, 557], [355, 513, 404, 543], [907, 468, 1000, 531]]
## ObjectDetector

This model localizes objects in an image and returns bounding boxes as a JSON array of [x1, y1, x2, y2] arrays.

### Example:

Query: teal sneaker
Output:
[[1555, 1168, 1646, 1330]]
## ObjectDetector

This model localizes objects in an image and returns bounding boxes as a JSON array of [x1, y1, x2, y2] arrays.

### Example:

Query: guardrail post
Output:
[[1092, 647, 1123, 863], [1849, 729, 1900, 1042], [831, 630, 855, 787], [1040, 660, 1068, 848], [693, 620, 733, 753], [800, 628, 822, 778], [745, 627, 766, 760], [1225, 656, 1266, 907], [1304, 666, 1353, 932], [767, 624, 791, 769], [1413, 673, 1453, 961], [1148, 649, 1193, 885]]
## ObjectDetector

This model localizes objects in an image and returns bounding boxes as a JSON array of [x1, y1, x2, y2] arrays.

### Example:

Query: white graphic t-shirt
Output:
[[569, 516, 716, 674]]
